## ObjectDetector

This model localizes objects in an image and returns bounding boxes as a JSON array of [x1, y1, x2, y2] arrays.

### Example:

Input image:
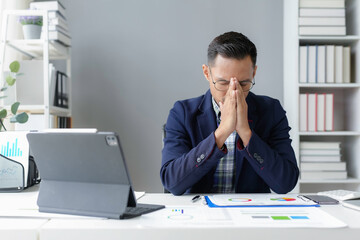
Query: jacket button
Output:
[[197, 157, 201, 163], [200, 154, 205, 160], [254, 153, 258, 158]]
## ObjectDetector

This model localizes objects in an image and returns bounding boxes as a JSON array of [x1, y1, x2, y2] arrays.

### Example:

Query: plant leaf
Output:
[[15, 112, 28, 123], [9, 61, 20, 73], [11, 102, 20, 114], [0, 87, 7, 92], [6, 75, 16, 86], [0, 109, 7, 119]]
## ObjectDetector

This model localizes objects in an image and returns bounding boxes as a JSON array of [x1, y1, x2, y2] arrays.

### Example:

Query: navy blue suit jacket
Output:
[[161, 90, 299, 195]]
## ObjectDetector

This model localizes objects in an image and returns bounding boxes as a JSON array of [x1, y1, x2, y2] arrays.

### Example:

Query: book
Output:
[[301, 155, 341, 162], [299, 46, 308, 83], [317, 46, 326, 83], [308, 46, 316, 83], [30, 1, 67, 19], [300, 148, 341, 155], [301, 162, 346, 171], [308, 93, 317, 131], [299, 8, 346, 17], [317, 93, 325, 131], [343, 46, 351, 83], [325, 93, 334, 131], [299, 26, 346, 36], [298, 17, 346, 26], [299, 94, 308, 131], [326, 45, 335, 83], [335, 46, 343, 83], [47, 10, 66, 20], [299, 0, 345, 8], [300, 141, 340, 149], [301, 171, 347, 180], [48, 24, 69, 33], [49, 17, 69, 31], [48, 30, 71, 46]]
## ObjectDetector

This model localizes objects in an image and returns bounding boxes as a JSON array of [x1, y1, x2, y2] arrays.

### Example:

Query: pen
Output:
[[191, 195, 201, 203]]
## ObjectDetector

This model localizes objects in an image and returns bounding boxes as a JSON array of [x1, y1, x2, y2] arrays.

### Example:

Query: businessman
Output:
[[161, 31, 299, 195]]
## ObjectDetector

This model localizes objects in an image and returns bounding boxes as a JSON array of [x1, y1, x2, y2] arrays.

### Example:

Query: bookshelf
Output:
[[284, 0, 360, 192], [0, 9, 71, 129]]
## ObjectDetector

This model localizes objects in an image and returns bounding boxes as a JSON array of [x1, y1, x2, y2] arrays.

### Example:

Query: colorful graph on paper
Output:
[[270, 197, 296, 202], [0, 138, 23, 157], [206, 194, 318, 207], [0, 131, 30, 187]]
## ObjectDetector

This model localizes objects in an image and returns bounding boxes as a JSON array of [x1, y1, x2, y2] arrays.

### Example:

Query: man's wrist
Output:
[[240, 129, 252, 146], [214, 127, 230, 149]]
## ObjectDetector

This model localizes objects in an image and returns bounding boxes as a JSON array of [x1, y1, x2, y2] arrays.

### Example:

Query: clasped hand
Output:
[[215, 78, 252, 148]]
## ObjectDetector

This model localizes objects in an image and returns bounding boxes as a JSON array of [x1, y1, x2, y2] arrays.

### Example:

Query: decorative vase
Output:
[[22, 24, 42, 39]]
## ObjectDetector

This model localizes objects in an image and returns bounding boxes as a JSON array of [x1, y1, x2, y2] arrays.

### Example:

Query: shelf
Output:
[[299, 131, 360, 136], [6, 39, 70, 60], [299, 35, 360, 44], [5, 105, 70, 116], [299, 178, 360, 184], [299, 83, 360, 88]]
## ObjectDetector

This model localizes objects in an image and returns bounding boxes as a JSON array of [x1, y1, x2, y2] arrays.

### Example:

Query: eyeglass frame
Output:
[[208, 65, 255, 92]]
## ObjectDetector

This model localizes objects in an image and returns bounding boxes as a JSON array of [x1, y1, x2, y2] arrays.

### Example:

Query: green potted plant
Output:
[[0, 61, 29, 131], [18, 15, 43, 39]]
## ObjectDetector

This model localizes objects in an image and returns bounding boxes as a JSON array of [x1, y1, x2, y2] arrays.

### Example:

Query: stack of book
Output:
[[30, 1, 71, 46], [299, 45, 351, 84], [300, 141, 347, 180], [299, 93, 334, 132], [299, 0, 346, 36]]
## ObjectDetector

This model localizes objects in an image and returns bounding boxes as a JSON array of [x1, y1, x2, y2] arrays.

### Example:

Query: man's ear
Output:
[[253, 65, 258, 78], [202, 64, 210, 82]]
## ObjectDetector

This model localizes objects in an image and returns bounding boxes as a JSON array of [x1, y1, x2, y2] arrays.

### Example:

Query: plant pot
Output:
[[22, 24, 42, 39]]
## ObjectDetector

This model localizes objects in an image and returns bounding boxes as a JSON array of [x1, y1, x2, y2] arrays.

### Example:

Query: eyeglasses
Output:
[[208, 66, 255, 92]]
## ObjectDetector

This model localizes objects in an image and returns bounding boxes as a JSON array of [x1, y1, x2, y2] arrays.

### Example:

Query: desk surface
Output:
[[1, 186, 360, 240]]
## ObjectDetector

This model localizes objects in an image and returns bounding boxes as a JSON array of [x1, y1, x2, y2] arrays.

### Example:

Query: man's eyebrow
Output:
[[239, 78, 252, 82]]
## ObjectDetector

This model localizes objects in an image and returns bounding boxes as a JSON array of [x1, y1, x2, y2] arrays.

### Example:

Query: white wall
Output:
[[52, 0, 284, 192]]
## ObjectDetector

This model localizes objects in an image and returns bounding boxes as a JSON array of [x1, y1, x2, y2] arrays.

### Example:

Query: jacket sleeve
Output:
[[160, 101, 225, 195], [238, 100, 299, 194]]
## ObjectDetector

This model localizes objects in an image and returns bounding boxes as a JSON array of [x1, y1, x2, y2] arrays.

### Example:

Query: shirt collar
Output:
[[211, 97, 221, 122]]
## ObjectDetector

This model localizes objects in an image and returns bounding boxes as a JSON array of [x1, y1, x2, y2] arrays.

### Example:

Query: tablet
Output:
[[342, 199, 360, 211]]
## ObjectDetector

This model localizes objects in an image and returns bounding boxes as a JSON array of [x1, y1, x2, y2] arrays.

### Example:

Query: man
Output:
[[161, 32, 298, 195]]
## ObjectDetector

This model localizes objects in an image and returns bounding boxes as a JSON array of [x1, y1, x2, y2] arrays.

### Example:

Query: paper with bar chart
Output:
[[205, 194, 318, 207], [0, 131, 30, 188], [137, 206, 346, 228]]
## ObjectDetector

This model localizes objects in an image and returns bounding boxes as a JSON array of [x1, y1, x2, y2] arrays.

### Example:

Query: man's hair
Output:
[[207, 31, 257, 67]]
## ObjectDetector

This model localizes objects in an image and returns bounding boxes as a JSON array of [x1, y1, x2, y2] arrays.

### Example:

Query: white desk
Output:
[[0, 186, 46, 240], [1, 186, 360, 240]]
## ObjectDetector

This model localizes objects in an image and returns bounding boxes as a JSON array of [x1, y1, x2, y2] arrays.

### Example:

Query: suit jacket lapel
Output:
[[197, 90, 217, 140]]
